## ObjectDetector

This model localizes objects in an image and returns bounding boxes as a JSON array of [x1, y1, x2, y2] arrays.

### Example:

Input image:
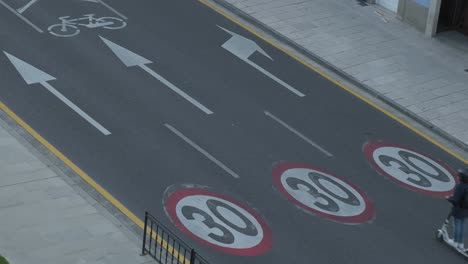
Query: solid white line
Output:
[[0, 0, 43, 33], [164, 124, 240, 179], [17, 0, 38, 14], [98, 0, 128, 20], [40, 82, 111, 135], [140, 64, 213, 115], [245, 59, 305, 97], [264, 111, 333, 157]]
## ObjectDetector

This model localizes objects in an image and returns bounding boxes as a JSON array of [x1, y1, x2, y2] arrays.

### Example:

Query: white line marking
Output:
[[41, 82, 111, 135], [0, 0, 43, 33], [141, 65, 213, 115], [264, 111, 333, 157], [17, 0, 38, 14], [164, 124, 240, 179], [245, 59, 305, 97], [98, 0, 127, 20]]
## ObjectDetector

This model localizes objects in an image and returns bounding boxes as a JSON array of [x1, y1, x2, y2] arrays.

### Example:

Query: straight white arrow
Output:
[[218, 26, 305, 97], [3, 52, 111, 135], [99, 36, 213, 115]]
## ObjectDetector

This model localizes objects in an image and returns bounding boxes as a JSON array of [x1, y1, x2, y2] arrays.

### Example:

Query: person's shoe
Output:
[[457, 243, 466, 251]]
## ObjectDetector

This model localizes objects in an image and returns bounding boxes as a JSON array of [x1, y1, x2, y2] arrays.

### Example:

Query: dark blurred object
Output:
[[438, 0, 468, 35]]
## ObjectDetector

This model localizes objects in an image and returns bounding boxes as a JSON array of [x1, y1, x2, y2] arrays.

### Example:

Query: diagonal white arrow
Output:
[[218, 26, 305, 97], [99, 36, 213, 115], [4, 52, 111, 135]]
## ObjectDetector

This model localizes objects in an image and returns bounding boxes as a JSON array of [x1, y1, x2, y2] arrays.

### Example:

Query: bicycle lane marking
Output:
[[48, 15, 127, 38], [1, 0, 128, 36], [198, 0, 468, 165]]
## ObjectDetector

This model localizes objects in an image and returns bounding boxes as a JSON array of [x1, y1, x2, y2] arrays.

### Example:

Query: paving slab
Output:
[[0, 118, 152, 264], [219, 0, 468, 149]]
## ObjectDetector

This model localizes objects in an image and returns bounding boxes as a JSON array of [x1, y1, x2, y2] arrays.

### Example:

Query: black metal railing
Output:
[[142, 211, 210, 264]]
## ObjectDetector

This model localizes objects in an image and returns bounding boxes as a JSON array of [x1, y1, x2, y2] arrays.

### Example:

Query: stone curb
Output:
[[0, 109, 150, 263], [210, 0, 468, 153]]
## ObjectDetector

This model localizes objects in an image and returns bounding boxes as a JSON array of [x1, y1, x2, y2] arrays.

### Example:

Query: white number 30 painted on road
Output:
[[273, 163, 375, 224], [165, 188, 272, 256], [364, 141, 456, 197]]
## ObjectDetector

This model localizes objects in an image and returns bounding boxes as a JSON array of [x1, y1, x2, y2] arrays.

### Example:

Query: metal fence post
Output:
[[142, 211, 148, 256], [142, 211, 209, 264], [190, 249, 196, 264]]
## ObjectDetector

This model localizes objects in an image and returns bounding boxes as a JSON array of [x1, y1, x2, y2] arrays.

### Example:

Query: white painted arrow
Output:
[[99, 36, 213, 115], [4, 52, 111, 135], [218, 26, 305, 97]]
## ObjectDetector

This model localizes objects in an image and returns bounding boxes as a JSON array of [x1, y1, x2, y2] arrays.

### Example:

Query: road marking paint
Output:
[[40, 81, 111, 135], [245, 59, 305, 97], [0, 99, 186, 263], [166, 188, 272, 255], [199, 0, 467, 164], [4, 51, 110, 135], [97, 0, 128, 20], [100, 36, 213, 115], [265, 111, 333, 157], [273, 163, 375, 223], [0, 99, 141, 227], [219, 25, 305, 97], [0, 0, 43, 33], [364, 141, 457, 197], [164, 123, 240, 178], [141, 65, 214, 115], [17, 0, 38, 14]]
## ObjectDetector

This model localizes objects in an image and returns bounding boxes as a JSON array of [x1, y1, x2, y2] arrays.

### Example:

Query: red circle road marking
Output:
[[273, 163, 375, 224], [363, 141, 457, 198], [166, 188, 272, 256]]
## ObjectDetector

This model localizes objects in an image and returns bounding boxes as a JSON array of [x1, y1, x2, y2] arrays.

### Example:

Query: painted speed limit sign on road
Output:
[[364, 141, 456, 197], [273, 163, 375, 224], [165, 188, 272, 256]]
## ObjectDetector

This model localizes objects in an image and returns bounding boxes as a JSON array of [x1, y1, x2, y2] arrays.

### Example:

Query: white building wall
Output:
[[376, 0, 399, 12]]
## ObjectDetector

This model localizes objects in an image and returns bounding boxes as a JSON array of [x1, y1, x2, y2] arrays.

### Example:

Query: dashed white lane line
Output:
[[265, 110, 333, 157], [164, 123, 240, 179]]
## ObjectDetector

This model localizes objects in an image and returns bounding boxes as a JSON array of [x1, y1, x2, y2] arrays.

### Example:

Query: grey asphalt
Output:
[[221, 0, 468, 148], [0, 107, 150, 263], [0, 0, 467, 263]]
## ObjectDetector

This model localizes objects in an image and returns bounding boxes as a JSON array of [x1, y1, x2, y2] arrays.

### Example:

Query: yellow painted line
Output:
[[0, 4, 465, 264], [0, 100, 144, 226], [199, 0, 468, 164], [0, 100, 188, 261], [146, 230, 190, 263]]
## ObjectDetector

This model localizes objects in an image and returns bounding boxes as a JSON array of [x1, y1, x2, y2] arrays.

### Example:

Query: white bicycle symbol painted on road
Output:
[[48, 14, 126, 37]]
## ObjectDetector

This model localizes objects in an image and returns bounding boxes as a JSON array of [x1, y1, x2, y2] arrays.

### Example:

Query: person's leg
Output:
[[454, 217, 463, 244], [460, 218, 466, 248]]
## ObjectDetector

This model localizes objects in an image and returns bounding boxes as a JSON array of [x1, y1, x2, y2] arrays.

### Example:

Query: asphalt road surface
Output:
[[0, 0, 466, 263]]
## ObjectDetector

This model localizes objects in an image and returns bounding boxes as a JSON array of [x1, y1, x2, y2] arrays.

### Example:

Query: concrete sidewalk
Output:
[[0, 116, 151, 264], [215, 0, 468, 150]]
